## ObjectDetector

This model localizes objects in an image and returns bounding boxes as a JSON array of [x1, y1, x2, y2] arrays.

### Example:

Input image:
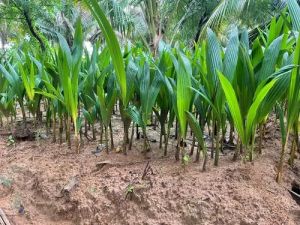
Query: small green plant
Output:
[[126, 184, 134, 194], [125, 184, 134, 200], [7, 135, 15, 147], [182, 154, 190, 167], [0, 176, 13, 188]]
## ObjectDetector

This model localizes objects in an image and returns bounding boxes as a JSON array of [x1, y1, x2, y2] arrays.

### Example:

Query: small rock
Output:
[[18, 204, 25, 215], [161, 182, 167, 188]]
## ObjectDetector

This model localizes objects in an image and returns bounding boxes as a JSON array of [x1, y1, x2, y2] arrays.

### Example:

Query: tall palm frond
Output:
[[198, 0, 287, 41]]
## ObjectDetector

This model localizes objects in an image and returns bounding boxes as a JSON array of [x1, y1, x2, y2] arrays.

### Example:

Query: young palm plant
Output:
[[85, 0, 128, 153], [0, 60, 26, 124], [171, 50, 192, 162], [276, 34, 300, 183], [127, 59, 162, 154], [56, 18, 83, 152]]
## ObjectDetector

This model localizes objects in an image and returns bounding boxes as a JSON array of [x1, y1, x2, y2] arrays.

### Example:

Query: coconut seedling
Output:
[[0, 73, 15, 124], [171, 50, 193, 162], [127, 58, 162, 154], [55, 18, 83, 152], [96, 67, 118, 153], [154, 49, 175, 156], [0, 61, 26, 124], [85, 0, 128, 153], [276, 34, 300, 183], [36, 18, 84, 152]]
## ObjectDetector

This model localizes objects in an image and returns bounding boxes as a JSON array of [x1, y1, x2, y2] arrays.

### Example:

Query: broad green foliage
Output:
[[56, 18, 83, 139], [85, 0, 127, 104], [0, 1, 299, 182], [174, 51, 192, 138], [288, 0, 300, 30]]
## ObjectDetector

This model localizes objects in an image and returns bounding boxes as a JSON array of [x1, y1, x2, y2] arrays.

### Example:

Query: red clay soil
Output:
[[0, 119, 300, 225]]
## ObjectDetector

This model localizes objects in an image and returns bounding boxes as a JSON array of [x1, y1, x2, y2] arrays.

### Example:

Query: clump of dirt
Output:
[[0, 119, 299, 225], [12, 121, 38, 141]]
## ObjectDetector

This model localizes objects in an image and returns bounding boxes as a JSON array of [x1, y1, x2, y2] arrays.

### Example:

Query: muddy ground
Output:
[[0, 115, 300, 225]]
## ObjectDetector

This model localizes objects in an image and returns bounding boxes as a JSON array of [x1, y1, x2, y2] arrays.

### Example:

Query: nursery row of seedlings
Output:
[[0, 0, 299, 183]]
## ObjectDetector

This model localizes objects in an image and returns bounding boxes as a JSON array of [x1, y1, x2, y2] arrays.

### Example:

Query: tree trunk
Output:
[[194, 11, 208, 44], [23, 10, 46, 51]]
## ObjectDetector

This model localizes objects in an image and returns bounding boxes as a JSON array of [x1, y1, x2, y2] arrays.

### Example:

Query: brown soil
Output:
[[0, 117, 300, 225]]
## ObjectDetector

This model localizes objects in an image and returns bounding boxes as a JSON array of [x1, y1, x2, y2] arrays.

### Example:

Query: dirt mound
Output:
[[0, 123, 300, 225]]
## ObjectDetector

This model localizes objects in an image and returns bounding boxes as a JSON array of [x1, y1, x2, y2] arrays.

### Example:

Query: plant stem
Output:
[[181, 140, 186, 165], [288, 139, 296, 166], [66, 115, 71, 149], [109, 121, 114, 150], [190, 134, 196, 156], [164, 124, 170, 157], [136, 124, 140, 139], [175, 137, 180, 161], [105, 126, 109, 154], [59, 116, 63, 144], [175, 118, 178, 140], [258, 123, 264, 154], [84, 119, 88, 138], [158, 117, 165, 148], [249, 130, 256, 162], [233, 137, 241, 161], [214, 128, 220, 166], [100, 122, 103, 143], [92, 123, 96, 141], [211, 120, 215, 159], [52, 111, 56, 143], [74, 133, 80, 154], [129, 122, 135, 150], [142, 127, 151, 153], [202, 148, 208, 171], [196, 146, 200, 162], [229, 122, 234, 144], [276, 129, 290, 183], [20, 101, 26, 127]]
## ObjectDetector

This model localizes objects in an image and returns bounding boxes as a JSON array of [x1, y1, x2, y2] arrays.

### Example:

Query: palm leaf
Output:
[[218, 71, 245, 143], [287, 0, 300, 31], [85, 0, 127, 104]]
